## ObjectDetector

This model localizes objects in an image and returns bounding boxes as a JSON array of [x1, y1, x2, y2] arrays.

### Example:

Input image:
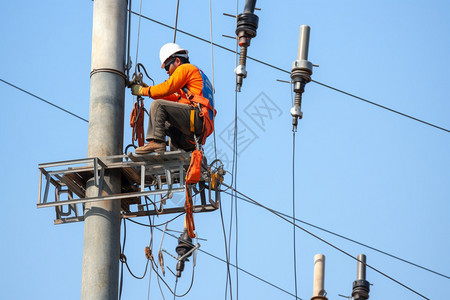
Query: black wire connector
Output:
[[235, 0, 259, 92]]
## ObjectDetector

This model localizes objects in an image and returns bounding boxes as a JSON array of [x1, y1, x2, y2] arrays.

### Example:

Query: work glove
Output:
[[131, 84, 145, 96]]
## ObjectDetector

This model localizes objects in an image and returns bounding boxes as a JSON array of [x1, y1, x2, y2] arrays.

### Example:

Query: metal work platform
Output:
[[37, 151, 222, 224]]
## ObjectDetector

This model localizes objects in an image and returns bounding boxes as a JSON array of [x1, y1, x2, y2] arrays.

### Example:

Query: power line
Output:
[[0, 78, 89, 123], [223, 184, 431, 300], [222, 189, 450, 280], [292, 131, 299, 299], [130, 11, 450, 134], [310, 80, 450, 134]]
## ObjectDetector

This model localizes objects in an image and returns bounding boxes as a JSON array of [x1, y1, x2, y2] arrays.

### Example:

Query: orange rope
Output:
[[184, 149, 203, 238], [130, 98, 145, 147]]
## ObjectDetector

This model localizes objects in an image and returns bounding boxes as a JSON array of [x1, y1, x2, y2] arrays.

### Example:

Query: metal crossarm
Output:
[[37, 151, 221, 224]]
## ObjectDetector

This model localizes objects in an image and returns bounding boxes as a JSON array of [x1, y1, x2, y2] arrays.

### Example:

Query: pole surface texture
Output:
[[81, 0, 126, 299]]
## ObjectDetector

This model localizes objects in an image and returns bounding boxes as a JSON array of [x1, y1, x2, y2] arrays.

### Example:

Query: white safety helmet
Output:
[[159, 43, 189, 68]]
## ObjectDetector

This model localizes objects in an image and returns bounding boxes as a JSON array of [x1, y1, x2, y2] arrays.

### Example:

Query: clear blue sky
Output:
[[1, 0, 449, 299]]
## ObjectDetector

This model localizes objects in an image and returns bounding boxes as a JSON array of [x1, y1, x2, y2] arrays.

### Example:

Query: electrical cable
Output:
[[208, 0, 218, 161], [124, 257, 150, 280], [173, 0, 180, 43], [125, 213, 185, 227], [173, 277, 178, 300], [119, 218, 126, 300], [120, 219, 150, 280], [147, 251, 153, 300], [223, 184, 431, 300], [119, 218, 150, 300], [125, 0, 132, 81], [156, 264, 167, 300], [310, 79, 450, 134], [154, 226, 303, 300], [225, 196, 233, 300], [0, 78, 89, 123], [146, 196, 155, 297], [129, 12, 450, 134], [290, 85, 299, 299], [134, 0, 143, 67], [219, 192, 233, 300], [155, 262, 167, 300], [150, 259, 196, 297], [233, 87, 239, 300], [292, 131, 298, 300], [221, 189, 450, 280], [232, 2, 240, 296]]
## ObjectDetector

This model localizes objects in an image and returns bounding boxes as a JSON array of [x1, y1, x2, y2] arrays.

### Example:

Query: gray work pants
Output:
[[146, 99, 203, 151]]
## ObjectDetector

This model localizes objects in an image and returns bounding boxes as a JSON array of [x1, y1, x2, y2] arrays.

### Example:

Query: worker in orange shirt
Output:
[[131, 43, 215, 154]]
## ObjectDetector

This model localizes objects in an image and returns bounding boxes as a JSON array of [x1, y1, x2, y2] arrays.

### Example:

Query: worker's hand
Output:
[[131, 84, 144, 96]]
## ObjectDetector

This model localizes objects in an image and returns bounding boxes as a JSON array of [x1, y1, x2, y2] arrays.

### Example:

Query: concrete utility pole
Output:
[[81, 0, 127, 299], [311, 254, 328, 300]]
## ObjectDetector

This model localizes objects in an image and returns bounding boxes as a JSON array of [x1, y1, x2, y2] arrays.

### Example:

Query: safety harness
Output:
[[183, 88, 216, 145]]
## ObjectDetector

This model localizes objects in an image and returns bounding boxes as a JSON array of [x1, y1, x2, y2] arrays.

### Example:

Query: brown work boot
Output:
[[135, 140, 166, 154]]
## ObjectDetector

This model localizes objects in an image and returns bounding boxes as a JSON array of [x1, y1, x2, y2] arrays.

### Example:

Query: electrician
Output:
[[131, 43, 215, 154]]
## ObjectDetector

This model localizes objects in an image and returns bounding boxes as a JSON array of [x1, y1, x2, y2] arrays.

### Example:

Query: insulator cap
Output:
[[176, 230, 193, 257], [352, 280, 370, 300], [235, 13, 259, 39], [291, 60, 313, 76]]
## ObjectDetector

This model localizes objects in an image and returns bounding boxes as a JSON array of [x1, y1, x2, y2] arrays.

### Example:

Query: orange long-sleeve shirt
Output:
[[141, 63, 204, 104]]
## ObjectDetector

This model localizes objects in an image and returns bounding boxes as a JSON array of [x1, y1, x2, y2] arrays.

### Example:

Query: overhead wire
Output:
[[290, 85, 299, 299], [126, 213, 185, 227], [147, 251, 153, 300], [223, 184, 431, 300], [150, 258, 196, 297], [209, 0, 218, 161], [219, 191, 233, 300], [173, 0, 180, 43], [310, 79, 450, 133], [134, 0, 143, 67], [125, 0, 132, 81], [128, 12, 450, 134], [232, 2, 240, 299], [221, 189, 450, 280], [173, 277, 178, 300], [155, 261, 167, 300], [0, 78, 89, 123], [119, 218, 126, 300], [292, 131, 298, 300]]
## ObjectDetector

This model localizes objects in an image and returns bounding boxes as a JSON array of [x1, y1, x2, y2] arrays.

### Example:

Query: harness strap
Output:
[[182, 87, 216, 145], [190, 109, 195, 133]]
